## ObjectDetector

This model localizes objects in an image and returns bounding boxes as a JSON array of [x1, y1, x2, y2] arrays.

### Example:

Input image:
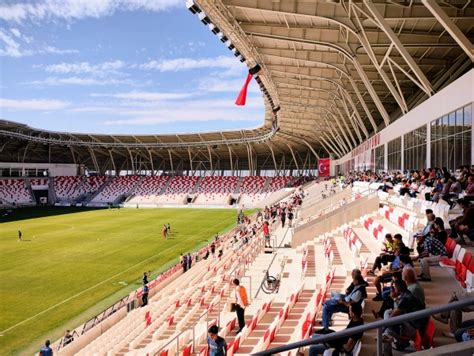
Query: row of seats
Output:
[[91, 176, 141, 203], [379, 205, 419, 233], [0, 179, 33, 204], [53, 176, 106, 202]]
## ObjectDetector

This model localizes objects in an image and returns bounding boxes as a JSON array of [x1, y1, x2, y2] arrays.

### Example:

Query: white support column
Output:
[[422, 0, 474, 62], [384, 143, 388, 172], [401, 134, 405, 172], [426, 123, 431, 168]]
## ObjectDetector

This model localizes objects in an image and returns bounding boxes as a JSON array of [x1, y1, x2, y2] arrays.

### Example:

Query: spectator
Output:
[[309, 303, 364, 356], [142, 272, 148, 285], [39, 340, 53, 356], [320, 274, 367, 330], [203, 248, 210, 260], [142, 284, 149, 306], [182, 254, 188, 273], [382, 280, 426, 354], [454, 320, 474, 342], [431, 217, 447, 245], [402, 268, 425, 306], [207, 325, 227, 356], [411, 209, 435, 249], [371, 272, 403, 319], [372, 247, 413, 301], [62, 330, 74, 347], [187, 253, 192, 270], [451, 199, 474, 243], [433, 290, 474, 338], [287, 209, 294, 227], [367, 234, 398, 276], [232, 278, 248, 333], [465, 176, 474, 202], [280, 209, 286, 227], [263, 221, 271, 248], [210, 242, 216, 256], [413, 231, 447, 282]]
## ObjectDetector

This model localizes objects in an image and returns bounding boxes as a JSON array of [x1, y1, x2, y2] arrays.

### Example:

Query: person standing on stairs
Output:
[[232, 278, 248, 333]]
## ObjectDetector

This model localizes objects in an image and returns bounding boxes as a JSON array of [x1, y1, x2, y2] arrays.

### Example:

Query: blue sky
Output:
[[0, 0, 264, 134]]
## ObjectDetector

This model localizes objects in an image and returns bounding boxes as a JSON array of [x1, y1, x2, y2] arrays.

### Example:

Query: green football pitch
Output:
[[0, 207, 250, 355]]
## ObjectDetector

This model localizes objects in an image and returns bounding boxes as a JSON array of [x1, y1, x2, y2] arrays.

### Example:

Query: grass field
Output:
[[0, 207, 249, 355]]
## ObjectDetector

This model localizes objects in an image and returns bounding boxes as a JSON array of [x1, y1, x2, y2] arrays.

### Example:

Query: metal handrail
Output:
[[252, 297, 474, 356]]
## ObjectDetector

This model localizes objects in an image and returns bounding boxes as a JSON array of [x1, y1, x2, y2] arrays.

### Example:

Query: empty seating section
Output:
[[54, 176, 84, 201], [165, 176, 199, 195], [54, 176, 106, 202], [239, 176, 267, 194], [196, 176, 239, 194], [0, 179, 33, 204], [193, 176, 239, 205], [266, 176, 292, 193], [91, 176, 140, 203], [128, 176, 170, 204]]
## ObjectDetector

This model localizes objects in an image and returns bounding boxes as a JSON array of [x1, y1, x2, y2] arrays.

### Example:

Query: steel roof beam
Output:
[[422, 0, 474, 62]]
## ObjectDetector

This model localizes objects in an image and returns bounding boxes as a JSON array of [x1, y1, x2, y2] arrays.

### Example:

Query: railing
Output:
[[252, 297, 474, 356]]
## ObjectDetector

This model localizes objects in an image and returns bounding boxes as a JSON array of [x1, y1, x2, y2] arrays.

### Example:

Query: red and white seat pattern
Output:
[[128, 176, 171, 204], [342, 225, 363, 257], [165, 176, 200, 195], [239, 176, 268, 194], [196, 176, 239, 194], [266, 176, 292, 193], [54, 176, 106, 201], [54, 176, 84, 201], [92, 176, 140, 203], [0, 179, 33, 204], [379, 206, 418, 233], [30, 178, 49, 188], [360, 216, 391, 244], [82, 176, 106, 194]]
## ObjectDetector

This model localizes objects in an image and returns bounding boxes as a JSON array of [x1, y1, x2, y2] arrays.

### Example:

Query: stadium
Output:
[[0, 0, 473, 355]]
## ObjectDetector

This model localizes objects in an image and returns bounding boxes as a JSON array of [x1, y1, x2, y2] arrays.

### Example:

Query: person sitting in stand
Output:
[[320, 274, 367, 330], [382, 279, 427, 353], [367, 234, 398, 276], [372, 246, 413, 301], [413, 227, 448, 282], [309, 304, 364, 356]]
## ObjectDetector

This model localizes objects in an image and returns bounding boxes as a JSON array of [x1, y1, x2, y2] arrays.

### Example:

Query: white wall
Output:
[[0, 162, 78, 176], [333, 69, 474, 168]]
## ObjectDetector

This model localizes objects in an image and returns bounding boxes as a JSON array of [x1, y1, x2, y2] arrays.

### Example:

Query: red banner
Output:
[[318, 158, 331, 177]]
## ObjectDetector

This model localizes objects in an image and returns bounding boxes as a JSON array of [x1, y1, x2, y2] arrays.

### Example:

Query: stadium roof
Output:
[[1, 0, 473, 173]]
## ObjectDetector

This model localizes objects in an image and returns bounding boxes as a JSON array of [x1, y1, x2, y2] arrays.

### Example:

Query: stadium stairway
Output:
[[233, 177, 244, 194], [191, 176, 204, 194]]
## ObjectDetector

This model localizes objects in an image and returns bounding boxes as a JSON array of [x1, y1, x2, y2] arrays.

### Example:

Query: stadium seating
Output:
[[266, 176, 292, 193], [91, 176, 141, 203], [0, 179, 34, 205], [53, 176, 106, 202], [193, 176, 239, 205], [128, 176, 171, 205], [29, 178, 49, 188], [155, 176, 200, 204]]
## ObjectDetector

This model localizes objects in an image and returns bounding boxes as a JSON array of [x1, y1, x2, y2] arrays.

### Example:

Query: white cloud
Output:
[[0, 29, 76, 57], [45, 60, 124, 74], [0, 29, 30, 57], [26, 76, 132, 86], [10, 28, 21, 38], [0, 98, 69, 110], [201, 78, 261, 93], [0, 0, 182, 23], [92, 91, 195, 101], [41, 46, 78, 54], [140, 56, 244, 72]]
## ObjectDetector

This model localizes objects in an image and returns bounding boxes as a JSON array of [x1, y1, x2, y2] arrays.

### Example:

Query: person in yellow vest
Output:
[[232, 278, 249, 333]]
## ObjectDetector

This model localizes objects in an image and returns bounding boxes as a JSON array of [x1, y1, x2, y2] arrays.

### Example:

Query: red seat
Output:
[[468, 259, 474, 273]]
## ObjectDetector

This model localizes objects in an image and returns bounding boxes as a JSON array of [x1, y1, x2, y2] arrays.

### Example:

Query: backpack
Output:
[[238, 286, 249, 307]]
